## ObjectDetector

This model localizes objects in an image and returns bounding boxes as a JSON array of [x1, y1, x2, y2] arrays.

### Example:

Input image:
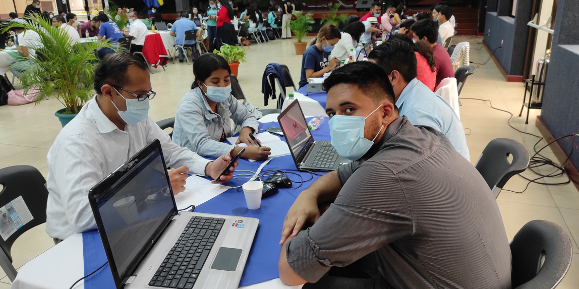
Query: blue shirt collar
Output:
[[395, 78, 420, 109]]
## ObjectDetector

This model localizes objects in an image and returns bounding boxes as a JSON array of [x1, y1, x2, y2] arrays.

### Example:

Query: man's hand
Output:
[[168, 166, 189, 195], [237, 127, 259, 146], [206, 154, 238, 183], [242, 146, 271, 160], [280, 192, 320, 244]]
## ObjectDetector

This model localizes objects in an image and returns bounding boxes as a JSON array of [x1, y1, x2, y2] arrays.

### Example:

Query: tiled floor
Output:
[[0, 35, 578, 287]]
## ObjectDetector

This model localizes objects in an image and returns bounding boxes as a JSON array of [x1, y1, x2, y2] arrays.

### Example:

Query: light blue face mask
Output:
[[202, 83, 231, 102], [328, 105, 384, 161], [322, 39, 334, 52], [111, 88, 150, 125], [129, 18, 133, 23]]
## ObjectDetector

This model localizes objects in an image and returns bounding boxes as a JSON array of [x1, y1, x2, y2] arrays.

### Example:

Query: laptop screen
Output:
[[94, 146, 174, 279], [278, 101, 312, 159]]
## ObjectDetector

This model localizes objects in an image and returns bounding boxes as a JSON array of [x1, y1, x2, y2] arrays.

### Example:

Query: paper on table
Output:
[[309, 78, 324, 84], [226, 132, 281, 145], [173, 175, 231, 210]]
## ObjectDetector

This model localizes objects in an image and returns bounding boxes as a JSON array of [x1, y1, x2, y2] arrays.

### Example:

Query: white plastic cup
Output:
[[242, 181, 263, 210], [113, 196, 139, 224]]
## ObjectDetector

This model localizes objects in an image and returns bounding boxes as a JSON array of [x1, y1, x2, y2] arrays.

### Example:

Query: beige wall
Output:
[[0, 0, 57, 16]]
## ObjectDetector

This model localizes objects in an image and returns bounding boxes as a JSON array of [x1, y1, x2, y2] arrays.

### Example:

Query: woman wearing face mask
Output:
[[173, 54, 271, 160], [298, 24, 341, 88], [206, 0, 220, 51]]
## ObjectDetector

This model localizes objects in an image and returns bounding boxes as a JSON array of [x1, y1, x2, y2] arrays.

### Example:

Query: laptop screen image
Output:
[[279, 101, 312, 158], [94, 147, 174, 280]]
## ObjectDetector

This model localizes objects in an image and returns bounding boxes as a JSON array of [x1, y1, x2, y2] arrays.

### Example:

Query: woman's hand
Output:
[[237, 127, 259, 146], [327, 57, 339, 70]]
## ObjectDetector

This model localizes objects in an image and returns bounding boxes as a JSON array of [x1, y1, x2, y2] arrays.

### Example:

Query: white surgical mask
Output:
[[35, 5, 40, 8]]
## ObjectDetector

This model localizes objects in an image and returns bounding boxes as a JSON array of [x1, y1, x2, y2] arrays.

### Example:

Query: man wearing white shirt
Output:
[[124, 11, 147, 54], [52, 15, 80, 44], [435, 5, 454, 44], [45, 52, 237, 241]]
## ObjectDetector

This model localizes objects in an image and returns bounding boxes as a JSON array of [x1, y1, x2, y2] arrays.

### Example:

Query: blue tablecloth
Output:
[[82, 120, 331, 288], [296, 84, 328, 110]]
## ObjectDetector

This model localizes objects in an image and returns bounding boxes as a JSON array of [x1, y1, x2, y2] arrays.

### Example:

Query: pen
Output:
[[249, 134, 261, 147]]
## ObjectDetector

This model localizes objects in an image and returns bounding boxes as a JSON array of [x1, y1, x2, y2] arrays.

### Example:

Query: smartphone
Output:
[[215, 148, 245, 182], [266, 127, 284, 136]]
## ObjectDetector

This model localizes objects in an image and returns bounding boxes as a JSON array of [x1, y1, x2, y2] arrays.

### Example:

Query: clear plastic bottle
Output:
[[286, 93, 295, 105], [307, 115, 326, 130], [349, 48, 355, 63], [355, 41, 364, 59], [340, 60, 345, 67]]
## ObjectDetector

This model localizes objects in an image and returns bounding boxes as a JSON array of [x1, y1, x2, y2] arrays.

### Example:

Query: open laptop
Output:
[[277, 100, 351, 171], [88, 139, 258, 289], [155, 21, 168, 31]]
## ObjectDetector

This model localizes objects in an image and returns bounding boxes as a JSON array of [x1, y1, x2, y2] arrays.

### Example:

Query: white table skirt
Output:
[[148, 31, 176, 56], [9, 113, 321, 289]]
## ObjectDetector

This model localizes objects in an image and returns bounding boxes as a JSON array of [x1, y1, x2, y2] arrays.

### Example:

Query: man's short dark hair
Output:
[[66, 13, 76, 22], [372, 1, 381, 9], [94, 52, 149, 94], [399, 19, 415, 30], [368, 40, 417, 83], [343, 21, 366, 42], [9, 12, 17, 19], [414, 12, 431, 21], [410, 19, 438, 44], [437, 5, 453, 20], [98, 13, 109, 22], [53, 15, 65, 23], [323, 61, 396, 105], [32, 0, 40, 3], [180, 12, 189, 18]]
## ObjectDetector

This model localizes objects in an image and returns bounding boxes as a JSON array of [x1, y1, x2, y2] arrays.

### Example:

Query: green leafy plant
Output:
[[288, 11, 314, 43], [320, 3, 348, 27], [213, 44, 246, 64], [3, 14, 113, 114], [108, 1, 129, 30]]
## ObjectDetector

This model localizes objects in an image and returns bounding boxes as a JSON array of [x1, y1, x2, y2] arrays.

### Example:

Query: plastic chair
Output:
[[443, 36, 453, 48], [117, 36, 133, 52], [280, 64, 297, 91], [510, 220, 573, 289], [156, 117, 175, 138], [450, 42, 469, 71], [173, 29, 198, 65], [434, 78, 460, 119], [475, 138, 530, 198], [454, 65, 475, 96], [230, 75, 280, 115], [0, 165, 50, 281]]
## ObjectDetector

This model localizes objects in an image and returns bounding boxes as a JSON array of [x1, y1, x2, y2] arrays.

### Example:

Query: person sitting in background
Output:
[[0, 19, 42, 77], [433, 3, 455, 27], [298, 24, 341, 88], [24, 0, 41, 17], [173, 54, 271, 160], [267, 6, 279, 29], [190, 7, 203, 21], [49, 11, 54, 18], [396, 4, 407, 19], [398, 18, 414, 36], [97, 14, 124, 58], [277, 61, 510, 289], [9, 12, 18, 20], [115, 7, 124, 21], [248, 7, 267, 42], [415, 11, 443, 45], [360, 1, 381, 24], [389, 34, 437, 91], [410, 19, 454, 88], [380, 12, 393, 35], [66, 13, 80, 35], [52, 15, 80, 44], [151, 7, 162, 24], [361, 16, 380, 44], [435, 5, 454, 44], [124, 11, 147, 54], [330, 21, 365, 62], [45, 52, 237, 241], [345, 15, 360, 26], [368, 40, 470, 160], [170, 12, 202, 62], [386, 5, 400, 27], [80, 18, 100, 38]]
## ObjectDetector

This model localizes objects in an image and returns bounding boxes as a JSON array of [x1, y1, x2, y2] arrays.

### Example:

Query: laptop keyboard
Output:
[[309, 142, 339, 169], [149, 216, 225, 288]]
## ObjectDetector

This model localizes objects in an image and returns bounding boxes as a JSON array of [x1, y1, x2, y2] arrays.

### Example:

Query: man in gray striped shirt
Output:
[[278, 62, 512, 289]]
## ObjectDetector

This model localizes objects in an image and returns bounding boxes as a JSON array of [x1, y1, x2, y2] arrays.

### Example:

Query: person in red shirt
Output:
[[216, 0, 235, 50], [410, 19, 454, 88], [360, 1, 382, 25], [390, 33, 437, 91], [80, 18, 101, 38]]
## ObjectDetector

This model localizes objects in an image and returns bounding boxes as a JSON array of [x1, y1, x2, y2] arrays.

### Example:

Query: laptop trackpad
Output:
[[211, 247, 242, 271]]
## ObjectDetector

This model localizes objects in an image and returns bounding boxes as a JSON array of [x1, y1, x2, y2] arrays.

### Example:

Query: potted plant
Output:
[[4, 15, 112, 127], [213, 44, 246, 77], [320, 3, 348, 28], [109, 2, 129, 30], [289, 11, 314, 55]]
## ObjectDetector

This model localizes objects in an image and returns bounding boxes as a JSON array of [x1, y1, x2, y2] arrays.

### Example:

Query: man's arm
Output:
[[367, 26, 382, 33], [18, 47, 29, 57]]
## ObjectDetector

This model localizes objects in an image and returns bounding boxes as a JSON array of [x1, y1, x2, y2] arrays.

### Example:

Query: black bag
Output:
[[267, 29, 276, 39], [0, 75, 14, 106]]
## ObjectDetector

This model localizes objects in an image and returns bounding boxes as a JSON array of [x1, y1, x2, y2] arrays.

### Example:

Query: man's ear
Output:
[[101, 84, 113, 99], [389, 70, 402, 86]]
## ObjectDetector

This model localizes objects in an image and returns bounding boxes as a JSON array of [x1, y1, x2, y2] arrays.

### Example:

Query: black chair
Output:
[[230, 75, 280, 115], [475, 138, 530, 198], [280, 64, 297, 91], [0, 165, 50, 281], [117, 36, 133, 52], [510, 220, 572, 289], [455, 65, 475, 96], [173, 29, 199, 65], [156, 117, 175, 139]]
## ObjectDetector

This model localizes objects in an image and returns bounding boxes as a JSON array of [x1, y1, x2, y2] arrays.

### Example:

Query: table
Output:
[[151, 31, 176, 53], [12, 95, 328, 289]]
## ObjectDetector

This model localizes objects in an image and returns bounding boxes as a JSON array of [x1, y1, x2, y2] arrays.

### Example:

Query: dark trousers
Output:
[[207, 25, 220, 52], [216, 23, 234, 50], [303, 252, 391, 289]]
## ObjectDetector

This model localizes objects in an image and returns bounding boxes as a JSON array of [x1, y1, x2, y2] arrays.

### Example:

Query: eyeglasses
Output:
[[113, 86, 156, 101]]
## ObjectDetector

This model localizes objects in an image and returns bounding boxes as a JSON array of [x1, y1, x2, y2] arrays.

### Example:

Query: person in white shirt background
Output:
[[329, 21, 365, 62], [124, 11, 147, 54], [434, 5, 454, 45], [45, 52, 238, 242], [66, 13, 81, 37], [52, 15, 80, 44], [0, 19, 42, 75], [361, 17, 379, 44]]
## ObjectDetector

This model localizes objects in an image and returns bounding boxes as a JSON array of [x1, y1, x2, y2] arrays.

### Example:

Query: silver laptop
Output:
[[88, 139, 258, 289], [277, 100, 351, 171], [155, 21, 168, 30]]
